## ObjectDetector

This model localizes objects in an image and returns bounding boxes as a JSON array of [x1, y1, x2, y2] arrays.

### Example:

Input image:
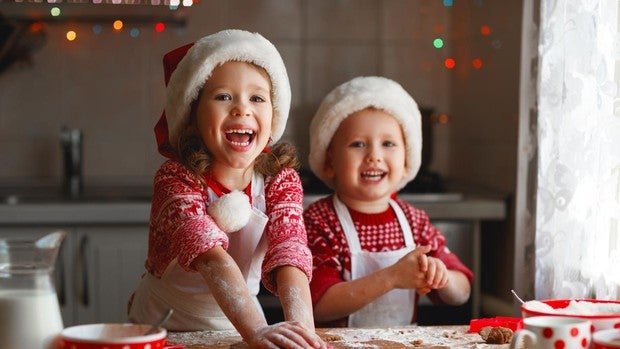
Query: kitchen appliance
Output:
[[402, 107, 446, 193], [0, 231, 66, 349], [60, 126, 83, 198]]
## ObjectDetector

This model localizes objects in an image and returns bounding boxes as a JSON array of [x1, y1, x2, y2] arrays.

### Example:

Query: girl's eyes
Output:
[[213, 94, 267, 103], [348, 140, 398, 148], [383, 140, 396, 147]]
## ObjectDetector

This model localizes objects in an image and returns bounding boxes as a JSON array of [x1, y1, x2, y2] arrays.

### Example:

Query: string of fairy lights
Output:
[[16, 0, 498, 71], [9, 0, 193, 41]]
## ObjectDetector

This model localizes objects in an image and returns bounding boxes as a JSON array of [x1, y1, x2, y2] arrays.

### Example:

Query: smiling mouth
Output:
[[225, 129, 255, 147], [361, 170, 386, 181]]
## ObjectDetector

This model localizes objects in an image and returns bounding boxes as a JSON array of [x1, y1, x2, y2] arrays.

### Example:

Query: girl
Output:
[[129, 29, 325, 349], [305, 76, 473, 327]]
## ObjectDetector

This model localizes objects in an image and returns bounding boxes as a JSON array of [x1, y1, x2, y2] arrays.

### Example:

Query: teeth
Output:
[[225, 129, 254, 134], [363, 171, 384, 177]]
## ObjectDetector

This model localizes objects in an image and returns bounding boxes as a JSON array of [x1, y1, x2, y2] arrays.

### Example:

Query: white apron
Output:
[[129, 173, 269, 331], [333, 195, 417, 327]]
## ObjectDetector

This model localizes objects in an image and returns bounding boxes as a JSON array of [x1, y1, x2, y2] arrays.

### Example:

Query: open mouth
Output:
[[361, 170, 386, 181], [225, 129, 255, 147]]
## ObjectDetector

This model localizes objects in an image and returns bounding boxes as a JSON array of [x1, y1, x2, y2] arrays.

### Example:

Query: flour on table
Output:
[[167, 329, 242, 345], [321, 326, 498, 349]]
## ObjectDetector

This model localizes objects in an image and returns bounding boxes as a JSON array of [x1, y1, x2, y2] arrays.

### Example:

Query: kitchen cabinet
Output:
[[0, 224, 147, 326]]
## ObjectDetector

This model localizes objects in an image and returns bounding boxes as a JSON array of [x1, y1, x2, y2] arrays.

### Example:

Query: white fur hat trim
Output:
[[207, 190, 252, 233], [165, 29, 291, 147], [308, 76, 422, 191]]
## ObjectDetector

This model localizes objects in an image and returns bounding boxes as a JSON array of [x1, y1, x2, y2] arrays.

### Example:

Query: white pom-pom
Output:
[[207, 190, 252, 233]]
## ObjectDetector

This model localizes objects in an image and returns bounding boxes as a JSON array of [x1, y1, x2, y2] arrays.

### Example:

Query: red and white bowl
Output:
[[58, 323, 167, 349], [522, 299, 620, 332]]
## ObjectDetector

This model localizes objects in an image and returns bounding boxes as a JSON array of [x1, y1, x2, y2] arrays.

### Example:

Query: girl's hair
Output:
[[174, 100, 299, 184]]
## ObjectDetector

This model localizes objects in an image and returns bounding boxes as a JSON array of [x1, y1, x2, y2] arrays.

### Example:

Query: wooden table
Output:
[[166, 325, 510, 349]]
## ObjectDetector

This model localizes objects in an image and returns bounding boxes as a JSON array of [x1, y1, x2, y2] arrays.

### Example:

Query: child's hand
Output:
[[423, 256, 449, 290], [389, 245, 431, 290], [248, 321, 327, 349]]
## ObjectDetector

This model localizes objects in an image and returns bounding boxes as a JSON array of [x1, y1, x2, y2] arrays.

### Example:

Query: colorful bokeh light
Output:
[[66, 31, 77, 41], [155, 22, 166, 32], [29, 22, 44, 32], [480, 25, 492, 36], [92, 24, 102, 34], [433, 38, 444, 49], [113, 20, 123, 31], [50, 7, 61, 17], [472, 58, 483, 69], [444, 58, 456, 69]]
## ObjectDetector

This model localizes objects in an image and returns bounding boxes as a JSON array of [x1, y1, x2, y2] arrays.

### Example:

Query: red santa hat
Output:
[[308, 76, 422, 191], [154, 29, 291, 158]]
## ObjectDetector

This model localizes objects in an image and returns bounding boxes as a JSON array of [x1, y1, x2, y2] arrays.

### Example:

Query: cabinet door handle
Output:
[[78, 235, 90, 307], [56, 241, 66, 306]]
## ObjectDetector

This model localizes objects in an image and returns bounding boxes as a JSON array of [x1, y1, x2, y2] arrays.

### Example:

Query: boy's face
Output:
[[326, 108, 407, 210], [195, 61, 273, 173]]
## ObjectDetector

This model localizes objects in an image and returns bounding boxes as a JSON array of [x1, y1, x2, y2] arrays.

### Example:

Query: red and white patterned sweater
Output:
[[146, 160, 312, 294], [304, 195, 474, 327]]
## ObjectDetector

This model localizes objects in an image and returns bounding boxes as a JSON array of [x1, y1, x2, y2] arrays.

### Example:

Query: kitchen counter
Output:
[[0, 192, 506, 320], [0, 193, 505, 225], [166, 325, 506, 349], [305, 193, 506, 220]]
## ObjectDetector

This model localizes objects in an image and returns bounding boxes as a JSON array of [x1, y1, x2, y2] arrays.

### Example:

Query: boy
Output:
[[304, 76, 473, 327]]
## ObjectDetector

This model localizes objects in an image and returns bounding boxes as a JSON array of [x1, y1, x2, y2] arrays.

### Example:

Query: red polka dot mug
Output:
[[509, 316, 592, 349]]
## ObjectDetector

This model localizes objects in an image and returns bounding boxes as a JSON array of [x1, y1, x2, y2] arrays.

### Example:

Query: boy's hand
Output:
[[423, 257, 449, 290], [389, 245, 431, 290]]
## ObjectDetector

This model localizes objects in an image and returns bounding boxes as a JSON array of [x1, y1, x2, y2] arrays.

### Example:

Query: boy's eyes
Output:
[[215, 93, 231, 101], [250, 95, 266, 103]]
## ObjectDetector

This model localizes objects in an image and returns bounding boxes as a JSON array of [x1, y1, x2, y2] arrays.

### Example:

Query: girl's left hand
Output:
[[249, 321, 327, 349]]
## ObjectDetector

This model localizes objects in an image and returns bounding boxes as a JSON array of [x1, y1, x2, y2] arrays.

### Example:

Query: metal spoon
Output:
[[511, 289, 525, 304], [145, 308, 173, 335]]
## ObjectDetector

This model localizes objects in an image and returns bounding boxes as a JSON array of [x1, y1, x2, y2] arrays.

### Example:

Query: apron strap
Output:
[[333, 195, 415, 250], [333, 195, 362, 252]]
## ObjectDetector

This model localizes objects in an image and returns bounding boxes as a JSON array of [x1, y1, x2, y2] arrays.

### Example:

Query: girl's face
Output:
[[195, 61, 273, 174], [326, 108, 407, 212]]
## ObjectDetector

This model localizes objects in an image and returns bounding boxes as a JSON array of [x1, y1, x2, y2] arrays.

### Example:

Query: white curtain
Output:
[[534, 0, 620, 300]]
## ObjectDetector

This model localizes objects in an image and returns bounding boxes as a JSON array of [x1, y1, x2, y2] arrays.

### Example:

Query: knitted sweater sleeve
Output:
[[260, 167, 313, 294], [147, 160, 229, 276], [304, 196, 347, 305]]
